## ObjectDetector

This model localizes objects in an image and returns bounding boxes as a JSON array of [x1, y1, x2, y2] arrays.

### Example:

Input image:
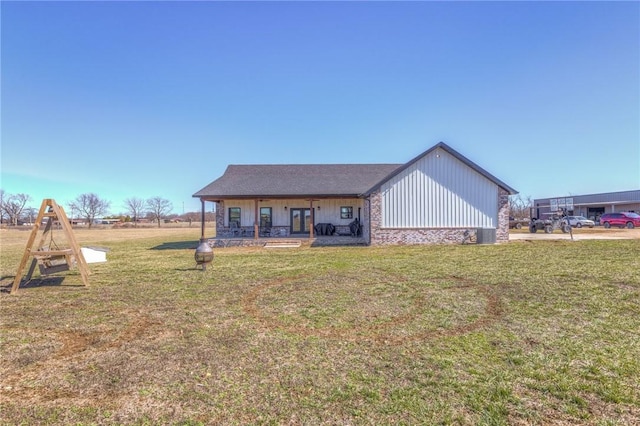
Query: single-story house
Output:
[[193, 142, 517, 245]]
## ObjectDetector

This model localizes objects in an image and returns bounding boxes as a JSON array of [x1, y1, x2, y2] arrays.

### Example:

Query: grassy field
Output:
[[1, 227, 639, 425]]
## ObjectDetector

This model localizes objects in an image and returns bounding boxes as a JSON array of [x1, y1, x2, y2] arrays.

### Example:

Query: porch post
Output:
[[254, 200, 259, 240], [200, 199, 206, 242], [309, 199, 314, 239]]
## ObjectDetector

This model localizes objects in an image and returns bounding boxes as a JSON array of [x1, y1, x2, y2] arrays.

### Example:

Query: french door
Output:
[[290, 208, 312, 234]]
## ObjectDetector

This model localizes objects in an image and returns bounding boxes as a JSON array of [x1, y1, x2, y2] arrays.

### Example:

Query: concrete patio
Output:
[[207, 235, 367, 248]]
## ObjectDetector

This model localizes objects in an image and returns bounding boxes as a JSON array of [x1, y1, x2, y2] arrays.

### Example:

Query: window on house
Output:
[[340, 206, 353, 219], [260, 207, 272, 227], [229, 207, 241, 227]]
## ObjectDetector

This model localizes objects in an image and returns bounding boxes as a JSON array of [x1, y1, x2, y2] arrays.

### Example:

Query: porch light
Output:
[[284, 206, 287, 210]]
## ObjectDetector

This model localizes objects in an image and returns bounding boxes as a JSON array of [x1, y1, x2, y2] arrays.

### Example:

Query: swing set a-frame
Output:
[[10, 199, 90, 295]]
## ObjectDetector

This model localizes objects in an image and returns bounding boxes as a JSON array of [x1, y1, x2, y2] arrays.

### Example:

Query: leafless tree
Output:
[[0, 189, 6, 225], [509, 194, 532, 219], [69, 193, 110, 229], [146, 196, 173, 228], [1, 192, 31, 226], [124, 197, 147, 227], [23, 207, 38, 225]]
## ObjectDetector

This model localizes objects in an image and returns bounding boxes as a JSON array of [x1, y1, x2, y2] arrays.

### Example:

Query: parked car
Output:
[[599, 212, 640, 229], [564, 215, 595, 228]]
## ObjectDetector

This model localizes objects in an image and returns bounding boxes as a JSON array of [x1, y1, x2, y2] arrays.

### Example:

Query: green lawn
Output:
[[1, 228, 639, 425]]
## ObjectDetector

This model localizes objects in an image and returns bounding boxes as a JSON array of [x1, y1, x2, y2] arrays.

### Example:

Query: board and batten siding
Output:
[[380, 148, 498, 228]]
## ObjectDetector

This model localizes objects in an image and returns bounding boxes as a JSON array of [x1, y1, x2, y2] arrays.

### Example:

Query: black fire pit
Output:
[[194, 239, 214, 270]]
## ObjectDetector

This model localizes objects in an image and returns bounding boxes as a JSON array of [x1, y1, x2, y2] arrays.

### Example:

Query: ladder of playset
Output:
[[10, 199, 90, 294]]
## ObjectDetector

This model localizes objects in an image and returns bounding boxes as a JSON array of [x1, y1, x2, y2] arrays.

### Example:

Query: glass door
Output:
[[290, 208, 311, 234]]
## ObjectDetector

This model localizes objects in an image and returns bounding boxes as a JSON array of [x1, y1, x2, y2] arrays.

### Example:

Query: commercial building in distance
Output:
[[532, 190, 640, 223]]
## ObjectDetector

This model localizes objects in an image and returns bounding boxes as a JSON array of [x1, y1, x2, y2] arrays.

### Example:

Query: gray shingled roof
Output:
[[193, 142, 517, 200], [193, 164, 403, 199]]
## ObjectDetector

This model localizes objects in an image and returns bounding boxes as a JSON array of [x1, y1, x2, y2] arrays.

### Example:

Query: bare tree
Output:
[[0, 189, 6, 225], [124, 197, 147, 227], [1, 192, 31, 226], [23, 207, 38, 225], [509, 194, 532, 219], [146, 196, 173, 228], [69, 193, 110, 229]]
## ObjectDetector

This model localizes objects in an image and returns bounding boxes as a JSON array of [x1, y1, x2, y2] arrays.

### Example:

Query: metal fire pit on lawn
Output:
[[194, 240, 214, 270]]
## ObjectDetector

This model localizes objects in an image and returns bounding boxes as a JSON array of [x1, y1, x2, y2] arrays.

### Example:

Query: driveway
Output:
[[509, 228, 640, 241]]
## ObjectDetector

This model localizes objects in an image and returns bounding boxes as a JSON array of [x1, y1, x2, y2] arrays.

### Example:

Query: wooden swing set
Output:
[[10, 199, 90, 295]]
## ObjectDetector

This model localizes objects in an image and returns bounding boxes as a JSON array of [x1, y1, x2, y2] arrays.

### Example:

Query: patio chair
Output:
[[349, 218, 361, 237], [259, 226, 272, 237], [230, 221, 243, 237], [259, 220, 272, 237]]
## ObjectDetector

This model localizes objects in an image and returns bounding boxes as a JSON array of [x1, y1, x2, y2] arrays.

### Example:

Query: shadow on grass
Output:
[[151, 241, 199, 250], [0, 276, 84, 293]]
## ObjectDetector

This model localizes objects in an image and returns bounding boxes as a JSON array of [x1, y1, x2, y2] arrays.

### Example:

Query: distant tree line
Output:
[[3, 188, 528, 226], [1, 190, 214, 228], [3, 189, 530, 227]]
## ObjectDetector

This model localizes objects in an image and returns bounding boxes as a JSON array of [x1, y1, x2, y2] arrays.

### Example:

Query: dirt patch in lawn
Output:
[[1, 311, 158, 403], [243, 273, 502, 344]]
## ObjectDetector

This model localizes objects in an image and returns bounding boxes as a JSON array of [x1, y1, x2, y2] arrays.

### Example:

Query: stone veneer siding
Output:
[[496, 187, 510, 243], [215, 201, 225, 234], [368, 188, 509, 246], [362, 196, 371, 243]]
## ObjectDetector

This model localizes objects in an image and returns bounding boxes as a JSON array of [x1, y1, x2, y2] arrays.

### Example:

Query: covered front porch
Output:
[[196, 197, 365, 244]]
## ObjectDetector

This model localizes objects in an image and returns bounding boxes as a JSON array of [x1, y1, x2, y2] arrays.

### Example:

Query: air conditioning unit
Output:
[[476, 228, 496, 244]]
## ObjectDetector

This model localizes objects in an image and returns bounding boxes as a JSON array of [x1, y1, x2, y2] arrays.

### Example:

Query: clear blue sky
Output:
[[2, 1, 639, 215]]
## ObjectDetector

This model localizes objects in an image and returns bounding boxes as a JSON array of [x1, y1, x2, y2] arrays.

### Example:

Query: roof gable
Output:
[[364, 142, 518, 195]]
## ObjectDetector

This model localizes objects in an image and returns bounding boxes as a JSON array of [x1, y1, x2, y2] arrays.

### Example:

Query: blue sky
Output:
[[2, 1, 638, 215]]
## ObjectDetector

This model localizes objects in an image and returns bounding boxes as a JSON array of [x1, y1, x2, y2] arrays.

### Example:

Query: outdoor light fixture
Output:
[[284, 206, 287, 210], [317, 206, 321, 210]]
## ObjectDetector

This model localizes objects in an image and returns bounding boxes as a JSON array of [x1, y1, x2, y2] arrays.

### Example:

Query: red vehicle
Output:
[[599, 212, 640, 229]]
